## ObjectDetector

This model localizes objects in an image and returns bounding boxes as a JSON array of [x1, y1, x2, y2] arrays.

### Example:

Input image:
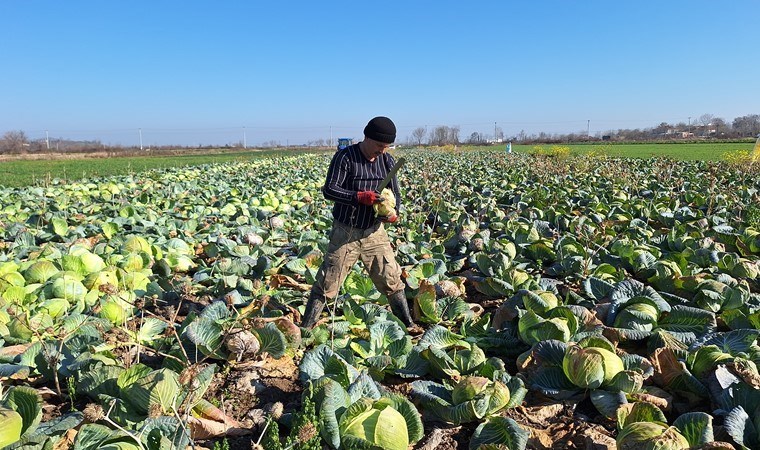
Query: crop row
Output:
[[0, 151, 758, 449]]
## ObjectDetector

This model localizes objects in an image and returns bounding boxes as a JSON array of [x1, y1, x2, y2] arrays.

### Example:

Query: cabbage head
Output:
[[732, 260, 759, 279], [24, 260, 59, 284], [647, 260, 683, 292], [122, 235, 151, 253], [0, 407, 22, 448], [83, 270, 119, 291], [617, 421, 689, 450], [100, 297, 132, 325], [164, 237, 190, 254], [612, 300, 659, 331], [373, 188, 396, 218], [424, 342, 487, 379], [741, 228, 760, 253], [0, 261, 20, 276], [163, 253, 196, 273], [689, 345, 733, 378], [518, 306, 577, 346], [80, 252, 106, 273], [50, 274, 87, 302], [339, 397, 409, 450], [563, 343, 624, 389], [39, 298, 70, 319], [119, 253, 147, 272], [62, 251, 106, 275], [411, 375, 515, 425]]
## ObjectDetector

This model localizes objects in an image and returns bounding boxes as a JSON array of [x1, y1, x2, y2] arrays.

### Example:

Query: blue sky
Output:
[[1, 1, 758, 146]]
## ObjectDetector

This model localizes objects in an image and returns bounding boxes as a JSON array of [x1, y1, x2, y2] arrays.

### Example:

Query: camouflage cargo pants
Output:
[[311, 220, 404, 300]]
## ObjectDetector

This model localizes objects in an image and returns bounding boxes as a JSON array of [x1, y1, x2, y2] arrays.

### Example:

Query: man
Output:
[[300, 116, 417, 331]]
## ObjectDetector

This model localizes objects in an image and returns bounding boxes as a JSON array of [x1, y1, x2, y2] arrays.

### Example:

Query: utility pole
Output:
[[587, 120, 590, 139], [494, 122, 497, 141], [330, 126, 332, 147], [688, 117, 691, 137], [45, 130, 50, 150], [139, 128, 143, 150], [243, 126, 247, 149]]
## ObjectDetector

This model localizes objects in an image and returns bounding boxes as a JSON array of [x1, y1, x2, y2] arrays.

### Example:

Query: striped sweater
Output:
[[322, 143, 401, 229]]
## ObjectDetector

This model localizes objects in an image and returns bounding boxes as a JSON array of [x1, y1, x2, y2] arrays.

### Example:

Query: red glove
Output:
[[357, 191, 379, 206], [382, 214, 399, 223]]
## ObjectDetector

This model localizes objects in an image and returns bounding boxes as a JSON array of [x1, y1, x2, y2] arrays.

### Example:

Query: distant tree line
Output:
[[403, 113, 760, 146], [2, 113, 759, 153]]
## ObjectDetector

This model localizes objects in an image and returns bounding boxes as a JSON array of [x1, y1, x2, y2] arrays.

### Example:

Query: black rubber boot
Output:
[[387, 289, 415, 328], [301, 291, 326, 329]]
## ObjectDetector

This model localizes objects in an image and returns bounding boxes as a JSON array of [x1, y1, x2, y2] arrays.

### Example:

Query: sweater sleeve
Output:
[[322, 151, 357, 204]]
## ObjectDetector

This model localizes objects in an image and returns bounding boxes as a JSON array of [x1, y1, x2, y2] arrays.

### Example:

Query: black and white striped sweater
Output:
[[322, 143, 401, 229]]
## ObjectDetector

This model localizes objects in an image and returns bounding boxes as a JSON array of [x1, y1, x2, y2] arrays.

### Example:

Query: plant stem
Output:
[[104, 400, 147, 450]]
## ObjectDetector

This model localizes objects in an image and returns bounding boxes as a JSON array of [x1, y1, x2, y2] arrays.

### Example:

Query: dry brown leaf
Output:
[[269, 274, 311, 292], [37, 387, 59, 399], [629, 386, 673, 412], [52, 428, 78, 450], [194, 401, 241, 426], [728, 360, 760, 389], [188, 417, 251, 440], [527, 426, 555, 449], [0, 343, 32, 358], [520, 403, 565, 425], [582, 424, 616, 450], [651, 347, 688, 387]]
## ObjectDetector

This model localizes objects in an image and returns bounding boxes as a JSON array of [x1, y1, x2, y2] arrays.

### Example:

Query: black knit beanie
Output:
[[363, 116, 396, 144]]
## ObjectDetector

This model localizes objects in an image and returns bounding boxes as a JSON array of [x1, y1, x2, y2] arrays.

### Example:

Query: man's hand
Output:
[[381, 214, 399, 224], [357, 190, 380, 206]]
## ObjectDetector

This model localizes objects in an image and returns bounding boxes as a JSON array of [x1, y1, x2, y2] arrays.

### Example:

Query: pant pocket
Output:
[[380, 253, 404, 294]]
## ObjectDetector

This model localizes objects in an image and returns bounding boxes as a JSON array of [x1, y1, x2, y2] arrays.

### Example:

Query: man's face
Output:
[[366, 138, 393, 159]]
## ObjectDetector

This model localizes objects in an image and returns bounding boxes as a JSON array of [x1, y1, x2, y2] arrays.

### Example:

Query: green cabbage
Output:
[[340, 397, 409, 450], [100, 298, 131, 325], [39, 298, 71, 318], [83, 270, 119, 291], [122, 235, 151, 253], [50, 274, 87, 302], [563, 344, 624, 389], [24, 260, 59, 283], [119, 253, 146, 272], [617, 421, 689, 450], [0, 261, 20, 276], [80, 252, 107, 273], [165, 237, 193, 255], [0, 407, 22, 448], [411, 375, 520, 425]]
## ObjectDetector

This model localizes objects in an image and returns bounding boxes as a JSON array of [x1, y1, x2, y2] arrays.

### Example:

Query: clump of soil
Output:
[[203, 356, 302, 422]]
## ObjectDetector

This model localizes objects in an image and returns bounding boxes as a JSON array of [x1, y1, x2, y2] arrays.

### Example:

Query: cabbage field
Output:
[[0, 149, 759, 450]]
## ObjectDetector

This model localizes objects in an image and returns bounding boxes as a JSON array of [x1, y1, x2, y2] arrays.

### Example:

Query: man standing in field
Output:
[[300, 116, 418, 332]]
